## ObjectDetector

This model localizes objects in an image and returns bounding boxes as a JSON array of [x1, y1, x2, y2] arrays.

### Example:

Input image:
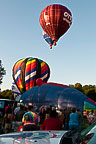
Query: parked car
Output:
[[0, 121, 96, 144], [0, 130, 79, 144]]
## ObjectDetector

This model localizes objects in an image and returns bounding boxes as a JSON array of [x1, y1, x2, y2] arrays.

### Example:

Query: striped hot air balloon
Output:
[[12, 57, 50, 94]]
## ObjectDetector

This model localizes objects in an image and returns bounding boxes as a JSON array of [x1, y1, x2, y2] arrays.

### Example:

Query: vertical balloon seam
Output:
[[29, 58, 37, 89], [28, 58, 33, 90], [53, 4, 57, 40], [21, 58, 29, 93], [47, 5, 53, 40], [25, 58, 36, 91], [40, 61, 48, 81], [35, 58, 41, 86], [26, 58, 31, 91], [56, 4, 61, 41], [56, 5, 63, 40]]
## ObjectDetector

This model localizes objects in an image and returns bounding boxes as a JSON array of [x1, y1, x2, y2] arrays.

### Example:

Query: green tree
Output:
[[75, 83, 82, 92], [82, 85, 90, 95], [87, 89, 96, 102], [0, 89, 14, 100], [0, 60, 6, 85]]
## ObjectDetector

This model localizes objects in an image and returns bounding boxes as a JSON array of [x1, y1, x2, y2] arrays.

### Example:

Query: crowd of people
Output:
[[0, 102, 96, 134]]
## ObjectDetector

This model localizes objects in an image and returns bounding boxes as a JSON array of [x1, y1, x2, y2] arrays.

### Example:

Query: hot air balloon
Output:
[[42, 31, 54, 49], [12, 57, 50, 94], [39, 4, 72, 46], [20, 82, 88, 112], [12, 82, 21, 100]]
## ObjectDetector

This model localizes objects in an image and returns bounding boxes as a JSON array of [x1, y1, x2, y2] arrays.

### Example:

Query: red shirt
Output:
[[40, 117, 62, 130]]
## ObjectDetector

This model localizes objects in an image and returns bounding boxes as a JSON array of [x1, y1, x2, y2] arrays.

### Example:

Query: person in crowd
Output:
[[64, 107, 71, 130], [57, 109, 65, 129], [81, 115, 89, 130], [69, 107, 81, 132], [14, 103, 20, 115], [3, 107, 13, 133], [76, 108, 82, 131], [5, 104, 10, 114], [40, 109, 62, 130], [45, 106, 52, 119], [14, 104, 26, 131], [22, 105, 39, 131], [15, 104, 25, 122], [87, 111, 94, 125], [39, 106, 46, 124]]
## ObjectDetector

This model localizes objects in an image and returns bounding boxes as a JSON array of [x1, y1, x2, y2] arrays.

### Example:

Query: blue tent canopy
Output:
[[19, 83, 88, 112]]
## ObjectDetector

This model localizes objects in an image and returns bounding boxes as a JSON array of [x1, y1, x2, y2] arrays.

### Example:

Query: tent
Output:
[[19, 82, 88, 112], [84, 98, 96, 110]]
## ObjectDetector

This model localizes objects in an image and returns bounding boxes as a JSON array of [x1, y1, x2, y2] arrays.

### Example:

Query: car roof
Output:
[[0, 131, 68, 144]]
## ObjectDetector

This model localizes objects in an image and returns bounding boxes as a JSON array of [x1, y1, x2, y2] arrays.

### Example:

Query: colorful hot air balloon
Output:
[[39, 4, 72, 45], [11, 82, 21, 100], [12, 57, 50, 94], [42, 31, 54, 49]]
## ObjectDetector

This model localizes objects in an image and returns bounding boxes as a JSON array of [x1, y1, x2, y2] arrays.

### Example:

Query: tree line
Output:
[[69, 83, 96, 102]]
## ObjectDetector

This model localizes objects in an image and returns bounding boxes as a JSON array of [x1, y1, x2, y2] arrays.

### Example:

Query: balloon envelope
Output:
[[39, 4, 72, 43], [20, 82, 87, 112], [12, 57, 50, 94]]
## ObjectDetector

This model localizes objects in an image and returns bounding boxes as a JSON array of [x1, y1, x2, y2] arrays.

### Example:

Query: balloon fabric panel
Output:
[[13, 59, 25, 93], [40, 61, 49, 82], [25, 58, 37, 91], [38, 59, 50, 82]]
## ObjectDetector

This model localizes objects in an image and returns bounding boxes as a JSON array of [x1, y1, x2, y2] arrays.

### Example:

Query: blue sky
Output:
[[0, 0, 96, 91]]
